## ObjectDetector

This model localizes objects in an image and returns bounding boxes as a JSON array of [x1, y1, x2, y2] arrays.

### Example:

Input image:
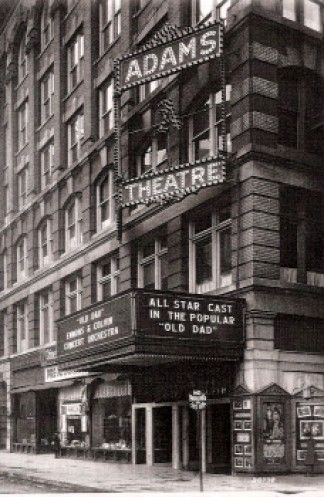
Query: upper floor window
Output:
[[41, 70, 54, 123], [96, 172, 114, 231], [99, 80, 114, 138], [65, 275, 82, 315], [41, 7, 54, 49], [18, 101, 28, 150], [39, 288, 54, 345], [40, 140, 54, 189], [18, 33, 28, 82], [283, 0, 322, 32], [4, 184, 9, 217], [138, 80, 161, 102], [280, 186, 324, 286], [68, 108, 84, 165], [0, 312, 8, 357], [16, 301, 28, 353], [138, 235, 168, 290], [304, 0, 322, 31], [189, 206, 232, 293], [38, 218, 52, 268], [67, 32, 84, 92], [96, 254, 120, 301], [65, 196, 83, 252], [1, 251, 8, 291], [17, 167, 28, 210], [278, 70, 323, 155], [99, 0, 121, 54], [192, 0, 213, 23], [136, 135, 167, 176], [188, 85, 231, 162], [16, 236, 27, 282]]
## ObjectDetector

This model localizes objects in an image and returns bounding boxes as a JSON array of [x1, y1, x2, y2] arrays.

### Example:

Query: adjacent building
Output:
[[0, 0, 324, 475]]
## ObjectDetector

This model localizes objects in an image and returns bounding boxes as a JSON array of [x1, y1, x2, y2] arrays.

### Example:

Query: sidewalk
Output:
[[1, 450, 324, 494]]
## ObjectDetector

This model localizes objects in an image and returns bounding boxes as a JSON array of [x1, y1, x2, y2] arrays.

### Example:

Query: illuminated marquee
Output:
[[118, 21, 222, 90], [121, 156, 226, 207]]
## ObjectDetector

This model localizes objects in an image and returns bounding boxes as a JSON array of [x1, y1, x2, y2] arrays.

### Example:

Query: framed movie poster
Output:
[[262, 402, 285, 465]]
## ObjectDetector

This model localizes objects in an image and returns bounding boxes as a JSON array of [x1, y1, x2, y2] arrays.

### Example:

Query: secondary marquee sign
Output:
[[56, 290, 245, 362], [121, 156, 225, 207], [118, 21, 223, 91]]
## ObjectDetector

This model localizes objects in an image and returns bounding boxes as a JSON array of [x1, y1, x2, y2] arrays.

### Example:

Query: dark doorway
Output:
[[37, 390, 57, 452], [188, 408, 199, 470], [135, 408, 146, 463], [153, 406, 172, 463], [208, 403, 231, 473]]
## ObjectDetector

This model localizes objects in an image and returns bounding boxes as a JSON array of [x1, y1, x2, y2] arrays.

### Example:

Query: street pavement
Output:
[[1, 451, 324, 494]]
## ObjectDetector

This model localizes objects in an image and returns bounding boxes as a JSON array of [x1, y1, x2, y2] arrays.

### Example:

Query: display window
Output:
[[92, 396, 131, 450]]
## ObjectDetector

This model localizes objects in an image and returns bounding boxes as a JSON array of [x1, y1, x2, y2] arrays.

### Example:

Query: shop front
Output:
[[56, 289, 245, 472]]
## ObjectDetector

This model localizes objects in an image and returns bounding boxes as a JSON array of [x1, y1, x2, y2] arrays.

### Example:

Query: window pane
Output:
[[160, 252, 168, 290], [304, 0, 321, 31], [142, 239, 155, 258], [102, 260, 111, 277], [194, 213, 212, 234], [143, 261, 155, 289], [195, 236, 212, 285], [157, 135, 167, 165], [69, 279, 77, 292], [280, 219, 298, 268], [306, 226, 323, 272], [283, 0, 296, 20], [220, 227, 232, 275], [198, 0, 213, 20], [69, 294, 77, 314], [194, 131, 210, 160], [102, 280, 112, 300]]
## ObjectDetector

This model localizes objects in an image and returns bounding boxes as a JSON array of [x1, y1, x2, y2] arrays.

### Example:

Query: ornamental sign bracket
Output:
[[113, 19, 225, 239]]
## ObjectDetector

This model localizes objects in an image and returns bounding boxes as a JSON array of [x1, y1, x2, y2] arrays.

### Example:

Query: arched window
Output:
[[96, 172, 114, 231], [65, 196, 83, 251], [38, 218, 53, 268], [18, 33, 28, 82]]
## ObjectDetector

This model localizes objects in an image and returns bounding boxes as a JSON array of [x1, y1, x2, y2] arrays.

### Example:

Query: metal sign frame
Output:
[[113, 17, 226, 239]]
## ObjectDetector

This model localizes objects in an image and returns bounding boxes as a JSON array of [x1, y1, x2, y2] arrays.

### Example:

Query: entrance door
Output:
[[153, 406, 172, 463], [208, 403, 231, 473]]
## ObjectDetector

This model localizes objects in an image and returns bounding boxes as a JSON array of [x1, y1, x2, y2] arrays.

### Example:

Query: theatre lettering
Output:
[[119, 22, 222, 90], [122, 157, 225, 207]]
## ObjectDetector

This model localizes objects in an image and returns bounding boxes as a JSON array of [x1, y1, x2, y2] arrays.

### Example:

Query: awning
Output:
[[11, 379, 76, 394]]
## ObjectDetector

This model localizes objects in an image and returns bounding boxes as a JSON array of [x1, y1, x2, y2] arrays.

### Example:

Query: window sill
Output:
[[63, 80, 84, 103], [94, 36, 121, 65], [37, 38, 54, 59], [14, 74, 29, 92], [36, 114, 55, 133]]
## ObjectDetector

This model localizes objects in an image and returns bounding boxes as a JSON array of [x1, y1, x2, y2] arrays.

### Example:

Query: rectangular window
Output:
[[18, 34, 28, 82], [41, 70, 54, 123], [18, 101, 28, 150], [41, 13, 54, 48], [97, 254, 120, 301], [16, 302, 28, 353], [138, 235, 168, 290], [65, 197, 83, 251], [189, 86, 231, 162], [40, 141, 54, 189], [17, 167, 28, 210], [283, 0, 296, 20], [68, 109, 84, 166], [275, 314, 324, 353], [99, 0, 121, 54], [189, 206, 232, 293], [38, 220, 52, 267], [67, 32, 84, 91], [304, 0, 322, 31], [39, 289, 53, 345], [99, 80, 114, 138], [65, 276, 82, 315], [16, 237, 27, 281], [1, 251, 8, 291], [97, 173, 114, 231]]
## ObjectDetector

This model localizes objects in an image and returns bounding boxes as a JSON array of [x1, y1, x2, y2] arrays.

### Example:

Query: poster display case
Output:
[[232, 386, 255, 472], [292, 387, 324, 472]]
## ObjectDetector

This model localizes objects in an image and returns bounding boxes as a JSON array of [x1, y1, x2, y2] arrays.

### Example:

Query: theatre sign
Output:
[[114, 20, 225, 215], [118, 22, 222, 90], [56, 290, 245, 365]]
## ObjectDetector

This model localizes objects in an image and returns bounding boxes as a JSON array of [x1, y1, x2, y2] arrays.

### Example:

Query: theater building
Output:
[[0, 0, 324, 475]]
